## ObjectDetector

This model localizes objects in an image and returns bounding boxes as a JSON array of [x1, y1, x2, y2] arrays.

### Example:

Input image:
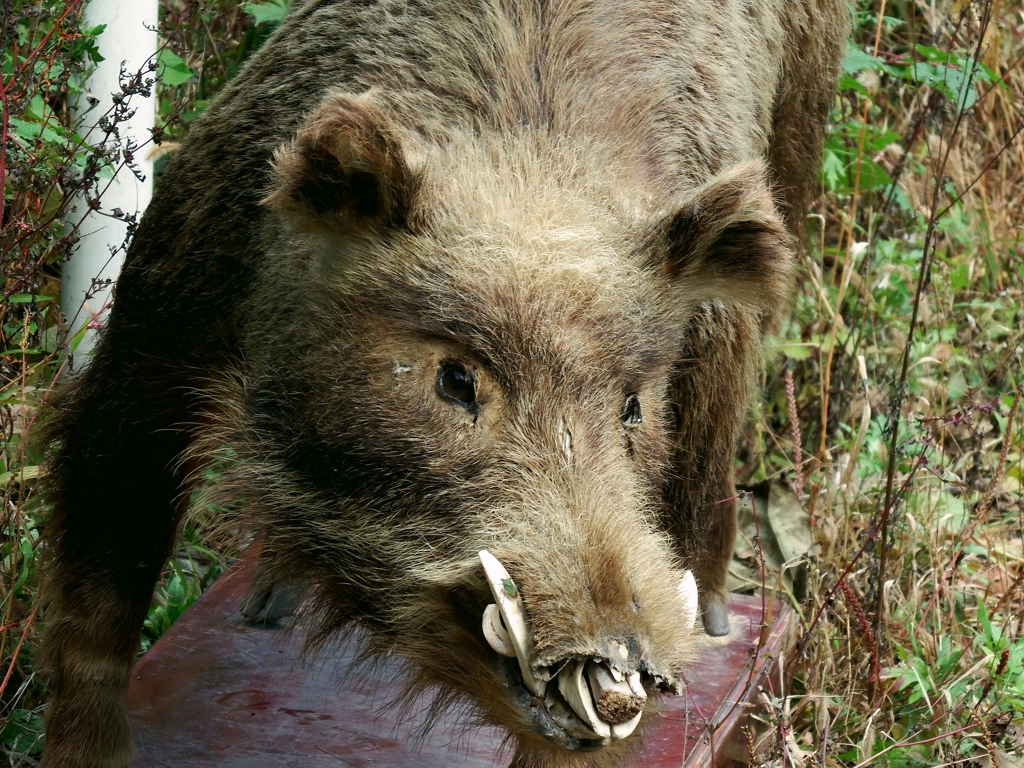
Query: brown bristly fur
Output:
[[39, 1, 848, 766]]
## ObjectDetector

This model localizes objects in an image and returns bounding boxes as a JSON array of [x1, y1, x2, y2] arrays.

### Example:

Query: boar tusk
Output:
[[609, 671, 645, 739], [558, 660, 612, 739], [482, 603, 517, 657], [679, 570, 699, 629], [478, 550, 546, 697], [610, 709, 643, 740], [586, 663, 646, 725]]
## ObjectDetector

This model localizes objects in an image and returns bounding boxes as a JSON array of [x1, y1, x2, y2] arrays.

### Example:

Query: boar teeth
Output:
[[609, 709, 643, 740], [609, 671, 645, 740], [544, 684, 606, 741], [478, 551, 651, 741], [555, 660, 646, 742], [478, 550, 546, 697], [679, 570, 699, 629], [558, 660, 612, 740], [481, 603, 517, 657], [587, 663, 647, 725]]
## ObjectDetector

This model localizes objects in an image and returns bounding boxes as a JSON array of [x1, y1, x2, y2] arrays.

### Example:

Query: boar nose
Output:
[[478, 551, 699, 742]]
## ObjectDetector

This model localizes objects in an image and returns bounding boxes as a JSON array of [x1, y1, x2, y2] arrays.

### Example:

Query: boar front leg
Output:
[[664, 305, 760, 637], [41, 358, 192, 768]]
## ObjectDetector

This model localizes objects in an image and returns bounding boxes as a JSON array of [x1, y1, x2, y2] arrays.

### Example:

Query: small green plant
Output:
[[140, 530, 225, 653]]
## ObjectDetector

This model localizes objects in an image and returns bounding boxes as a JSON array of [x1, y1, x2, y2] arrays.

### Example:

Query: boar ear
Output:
[[266, 91, 418, 235], [648, 162, 793, 311]]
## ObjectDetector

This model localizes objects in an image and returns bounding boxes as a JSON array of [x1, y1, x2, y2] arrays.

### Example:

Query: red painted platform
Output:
[[127, 559, 792, 767]]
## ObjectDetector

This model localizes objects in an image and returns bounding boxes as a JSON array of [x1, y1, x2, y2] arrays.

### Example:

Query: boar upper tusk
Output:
[[679, 570, 699, 629], [478, 550, 546, 697], [482, 603, 517, 657], [558, 659, 611, 739]]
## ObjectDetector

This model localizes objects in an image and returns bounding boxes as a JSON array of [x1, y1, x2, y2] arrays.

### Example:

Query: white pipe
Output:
[[62, 0, 158, 369]]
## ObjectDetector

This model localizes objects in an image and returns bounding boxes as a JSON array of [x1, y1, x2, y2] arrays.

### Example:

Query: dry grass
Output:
[[739, 0, 1024, 763]]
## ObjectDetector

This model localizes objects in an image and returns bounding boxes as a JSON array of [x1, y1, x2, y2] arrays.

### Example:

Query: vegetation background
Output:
[[1, 0, 1021, 765]]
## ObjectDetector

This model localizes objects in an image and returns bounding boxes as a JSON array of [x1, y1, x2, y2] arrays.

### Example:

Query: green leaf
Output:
[[821, 148, 847, 192], [157, 48, 194, 86], [837, 73, 869, 95], [7, 294, 53, 305], [242, 0, 290, 25], [7, 115, 64, 144], [852, 157, 894, 191], [866, 129, 901, 153], [843, 43, 885, 75], [950, 263, 969, 291], [0, 708, 45, 754], [502, 577, 517, 597], [773, 342, 815, 361]]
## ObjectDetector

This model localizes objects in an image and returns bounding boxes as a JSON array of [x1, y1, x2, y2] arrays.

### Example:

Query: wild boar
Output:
[[40, 1, 847, 766]]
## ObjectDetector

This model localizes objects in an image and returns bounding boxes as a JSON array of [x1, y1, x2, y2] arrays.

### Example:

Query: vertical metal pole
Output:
[[62, 0, 158, 368]]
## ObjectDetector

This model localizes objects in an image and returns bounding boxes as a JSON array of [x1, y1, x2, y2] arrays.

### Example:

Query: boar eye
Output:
[[438, 363, 476, 409], [621, 394, 642, 426]]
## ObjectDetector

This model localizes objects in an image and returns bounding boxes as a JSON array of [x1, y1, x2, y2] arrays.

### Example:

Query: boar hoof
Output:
[[240, 568, 304, 626], [702, 597, 731, 637]]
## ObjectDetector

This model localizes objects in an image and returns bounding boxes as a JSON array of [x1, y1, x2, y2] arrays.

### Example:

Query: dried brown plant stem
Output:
[[838, 580, 877, 667], [818, 0, 888, 458], [992, 561, 1024, 616], [919, 382, 1023, 626], [971, 707, 1000, 768], [869, 0, 994, 698], [785, 368, 804, 504], [0, 604, 38, 701]]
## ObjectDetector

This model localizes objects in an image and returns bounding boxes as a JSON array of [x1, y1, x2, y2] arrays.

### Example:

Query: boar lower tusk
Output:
[[482, 603, 517, 657], [558, 660, 611, 739], [609, 671, 645, 739], [679, 570, 699, 629], [478, 550, 546, 697], [610, 708, 643, 740], [586, 663, 646, 724]]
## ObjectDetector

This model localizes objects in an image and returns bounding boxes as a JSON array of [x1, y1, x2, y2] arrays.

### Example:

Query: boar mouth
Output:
[[478, 551, 698, 749]]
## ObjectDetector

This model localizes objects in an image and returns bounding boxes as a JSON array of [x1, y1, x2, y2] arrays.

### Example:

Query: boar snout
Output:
[[478, 551, 699, 746]]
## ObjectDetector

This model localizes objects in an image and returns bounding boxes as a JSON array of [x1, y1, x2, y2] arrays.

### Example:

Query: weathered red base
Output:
[[127, 559, 791, 767]]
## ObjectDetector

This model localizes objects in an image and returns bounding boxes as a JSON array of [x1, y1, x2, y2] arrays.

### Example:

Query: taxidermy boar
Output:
[[40, 1, 847, 766]]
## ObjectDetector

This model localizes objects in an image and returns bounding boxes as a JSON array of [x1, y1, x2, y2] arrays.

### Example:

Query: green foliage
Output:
[[0, 708, 44, 756], [156, 48, 195, 87], [753, 0, 1023, 763], [140, 531, 225, 653], [824, 34, 995, 200], [242, 0, 289, 26], [157, 0, 288, 141]]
